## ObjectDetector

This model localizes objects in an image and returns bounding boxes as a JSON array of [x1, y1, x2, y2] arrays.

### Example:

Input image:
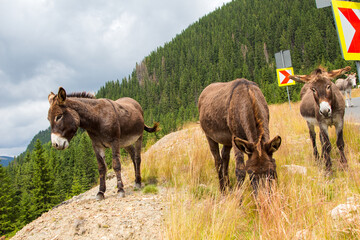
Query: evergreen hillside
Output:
[[2, 0, 360, 237], [96, 0, 357, 135]]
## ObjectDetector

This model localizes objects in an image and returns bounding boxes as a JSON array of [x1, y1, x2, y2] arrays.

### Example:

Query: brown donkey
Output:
[[48, 87, 159, 200], [289, 66, 350, 173], [198, 79, 281, 194]]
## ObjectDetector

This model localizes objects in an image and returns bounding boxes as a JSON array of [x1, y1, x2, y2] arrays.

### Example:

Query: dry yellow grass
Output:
[[351, 88, 360, 98], [141, 102, 360, 239]]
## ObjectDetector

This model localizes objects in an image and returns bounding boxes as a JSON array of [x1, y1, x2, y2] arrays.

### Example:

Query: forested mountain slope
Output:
[[97, 0, 357, 134]]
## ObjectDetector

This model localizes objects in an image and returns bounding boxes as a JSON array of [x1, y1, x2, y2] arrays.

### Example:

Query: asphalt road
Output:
[[345, 97, 360, 123]]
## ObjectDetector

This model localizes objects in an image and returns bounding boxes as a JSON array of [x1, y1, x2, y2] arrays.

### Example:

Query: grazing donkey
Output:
[[198, 79, 281, 194], [289, 66, 350, 173], [335, 72, 357, 107], [48, 87, 159, 200]]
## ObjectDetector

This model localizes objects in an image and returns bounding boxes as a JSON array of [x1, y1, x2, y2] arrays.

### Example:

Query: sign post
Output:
[[275, 50, 295, 110], [315, 0, 331, 8]]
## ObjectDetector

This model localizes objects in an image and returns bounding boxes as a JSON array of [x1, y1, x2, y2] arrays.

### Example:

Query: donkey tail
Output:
[[144, 122, 160, 133]]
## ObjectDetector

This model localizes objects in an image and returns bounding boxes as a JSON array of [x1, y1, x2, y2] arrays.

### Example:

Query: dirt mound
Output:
[[11, 125, 205, 240], [144, 124, 203, 158], [12, 163, 167, 240]]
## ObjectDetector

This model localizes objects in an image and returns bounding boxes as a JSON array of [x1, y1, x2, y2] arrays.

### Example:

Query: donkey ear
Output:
[[266, 135, 282, 154], [58, 87, 67, 104], [288, 75, 310, 83], [48, 92, 55, 104], [328, 66, 351, 79], [234, 137, 254, 155]]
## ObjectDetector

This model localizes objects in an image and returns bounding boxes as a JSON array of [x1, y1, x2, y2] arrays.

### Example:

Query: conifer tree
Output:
[[30, 139, 54, 219], [18, 190, 32, 227], [0, 164, 15, 236]]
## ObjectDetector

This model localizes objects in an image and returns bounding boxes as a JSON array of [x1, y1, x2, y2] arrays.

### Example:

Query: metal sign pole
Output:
[[280, 50, 292, 110], [286, 86, 291, 109], [356, 61, 360, 86]]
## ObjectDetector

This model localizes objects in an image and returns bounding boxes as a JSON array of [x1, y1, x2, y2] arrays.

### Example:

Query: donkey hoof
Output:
[[117, 190, 125, 198], [96, 192, 105, 201], [134, 183, 141, 189], [340, 163, 348, 171], [324, 170, 333, 178]]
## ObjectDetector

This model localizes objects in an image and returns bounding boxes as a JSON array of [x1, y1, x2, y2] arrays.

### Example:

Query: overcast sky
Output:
[[0, 0, 232, 157]]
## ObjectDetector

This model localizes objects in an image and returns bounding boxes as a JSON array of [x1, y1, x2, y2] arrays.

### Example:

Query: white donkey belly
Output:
[[304, 117, 319, 126], [119, 134, 141, 147]]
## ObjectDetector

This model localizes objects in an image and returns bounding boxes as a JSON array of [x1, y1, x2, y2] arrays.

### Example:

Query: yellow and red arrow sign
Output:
[[332, 0, 360, 60], [276, 67, 295, 87]]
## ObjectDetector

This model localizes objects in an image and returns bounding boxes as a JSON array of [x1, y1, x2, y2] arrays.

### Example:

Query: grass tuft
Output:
[[142, 184, 159, 194]]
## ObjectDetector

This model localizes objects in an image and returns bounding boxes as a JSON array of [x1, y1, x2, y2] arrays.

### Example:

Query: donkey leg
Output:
[[349, 90, 353, 107], [112, 144, 125, 198], [125, 144, 141, 189], [93, 146, 107, 200], [335, 121, 348, 170], [319, 125, 332, 173], [233, 146, 246, 188], [345, 91, 349, 108], [206, 136, 225, 192], [221, 145, 232, 191], [307, 122, 319, 161], [134, 136, 143, 188]]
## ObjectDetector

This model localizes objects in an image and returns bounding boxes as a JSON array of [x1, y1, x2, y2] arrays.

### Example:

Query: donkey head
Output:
[[48, 87, 80, 150], [346, 73, 357, 88], [234, 135, 281, 193], [289, 66, 351, 118]]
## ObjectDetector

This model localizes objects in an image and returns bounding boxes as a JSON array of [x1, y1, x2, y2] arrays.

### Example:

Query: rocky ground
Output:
[[11, 126, 198, 240], [11, 171, 168, 240]]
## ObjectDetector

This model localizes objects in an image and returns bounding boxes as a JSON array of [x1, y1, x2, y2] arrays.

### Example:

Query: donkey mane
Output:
[[248, 88, 264, 155], [309, 67, 329, 82], [67, 92, 96, 99], [312, 67, 325, 75], [228, 79, 264, 149], [228, 79, 257, 101]]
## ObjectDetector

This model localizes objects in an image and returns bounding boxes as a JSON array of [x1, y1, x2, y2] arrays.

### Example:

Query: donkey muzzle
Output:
[[319, 101, 332, 118], [248, 169, 277, 196], [51, 133, 69, 150]]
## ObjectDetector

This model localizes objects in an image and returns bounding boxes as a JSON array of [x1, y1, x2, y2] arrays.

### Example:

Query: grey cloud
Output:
[[0, 0, 231, 156]]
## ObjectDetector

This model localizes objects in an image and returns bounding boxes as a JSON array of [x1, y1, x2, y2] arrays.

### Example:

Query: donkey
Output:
[[289, 66, 350, 173], [48, 87, 159, 200], [198, 79, 281, 194], [335, 72, 357, 107]]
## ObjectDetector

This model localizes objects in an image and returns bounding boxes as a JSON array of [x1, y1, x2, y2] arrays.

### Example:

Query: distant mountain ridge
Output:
[[0, 156, 14, 166], [26, 127, 51, 152]]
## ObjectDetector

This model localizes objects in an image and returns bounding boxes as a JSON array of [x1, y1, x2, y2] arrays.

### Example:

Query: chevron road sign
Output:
[[332, 0, 360, 60], [277, 67, 295, 87]]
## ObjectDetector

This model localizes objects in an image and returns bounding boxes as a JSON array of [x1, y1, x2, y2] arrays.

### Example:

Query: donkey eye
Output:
[[326, 85, 331, 90], [311, 88, 316, 93], [55, 114, 63, 122]]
